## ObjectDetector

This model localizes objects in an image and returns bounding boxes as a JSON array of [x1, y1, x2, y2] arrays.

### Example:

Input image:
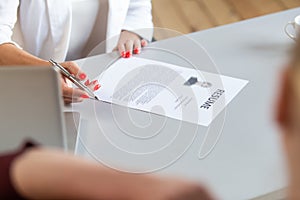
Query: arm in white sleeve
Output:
[[0, 0, 21, 47], [122, 0, 154, 42], [0, 1, 48, 66]]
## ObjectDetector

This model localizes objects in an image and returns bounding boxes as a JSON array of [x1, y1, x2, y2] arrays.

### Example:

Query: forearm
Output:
[[282, 130, 300, 200], [10, 148, 155, 200], [0, 43, 50, 66]]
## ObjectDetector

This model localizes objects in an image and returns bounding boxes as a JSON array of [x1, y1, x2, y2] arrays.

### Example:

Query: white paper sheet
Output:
[[95, 57, 248, 126]]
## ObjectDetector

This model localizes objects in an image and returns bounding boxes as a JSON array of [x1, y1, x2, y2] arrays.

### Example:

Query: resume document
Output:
[[95, 57, 248, 126]]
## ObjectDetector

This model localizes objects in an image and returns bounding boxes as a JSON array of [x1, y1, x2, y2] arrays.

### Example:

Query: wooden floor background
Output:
[[152, 0, 300, 40]]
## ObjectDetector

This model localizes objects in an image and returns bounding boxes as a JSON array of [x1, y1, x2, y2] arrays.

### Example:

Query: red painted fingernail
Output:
[[79, 73, 87, 80], [92, 80, 98, 85], [84, 79, 90, 86], [121, 51, 126, 57], [94, 84, 101, 91], [80, 94, 89, 99], [125, 51, 132, 58], [134, 48, 140, 54]]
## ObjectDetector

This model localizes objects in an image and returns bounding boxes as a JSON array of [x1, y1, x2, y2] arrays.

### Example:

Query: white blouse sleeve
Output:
[[122, 0, 154, 41], [0, 0, 21, 47]]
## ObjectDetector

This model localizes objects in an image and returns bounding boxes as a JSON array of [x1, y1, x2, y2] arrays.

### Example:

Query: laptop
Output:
[[0, 66, 79, 152]]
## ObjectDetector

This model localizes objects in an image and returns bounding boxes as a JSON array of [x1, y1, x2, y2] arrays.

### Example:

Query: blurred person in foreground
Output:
[[277, 33, 300, 200], [0, 141, 214, 199]]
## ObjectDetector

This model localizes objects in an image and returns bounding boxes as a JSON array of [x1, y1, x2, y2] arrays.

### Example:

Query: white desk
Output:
[[66, 8, 300, 200]]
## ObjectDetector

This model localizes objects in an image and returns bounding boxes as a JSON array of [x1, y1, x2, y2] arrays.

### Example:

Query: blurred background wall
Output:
[[152, 0, 300, 39]]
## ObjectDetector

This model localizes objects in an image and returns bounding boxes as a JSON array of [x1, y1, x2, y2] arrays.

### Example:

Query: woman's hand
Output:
[[0, 43, 100, 104], [59, 61, 100, 104], [116, 30, 148, 58]]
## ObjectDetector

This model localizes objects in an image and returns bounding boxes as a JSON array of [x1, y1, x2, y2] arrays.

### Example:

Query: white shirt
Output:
[[0, 0, 153, 62], [67, 0, 108, 60]]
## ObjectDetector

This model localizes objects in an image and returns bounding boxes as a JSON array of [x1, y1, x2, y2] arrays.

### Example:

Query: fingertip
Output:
[[93, 84, 101, 91], [133, 39, 142, 54], [72, 88, 87, 99], [91, 80, 98, 85], [134, 48, 140, 54], [80, 94, 90, 99], [125, 51, 132, 58], [84, 79, 90, 86], [141, 40, 148, 47], [79, 73, 87, 80]]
